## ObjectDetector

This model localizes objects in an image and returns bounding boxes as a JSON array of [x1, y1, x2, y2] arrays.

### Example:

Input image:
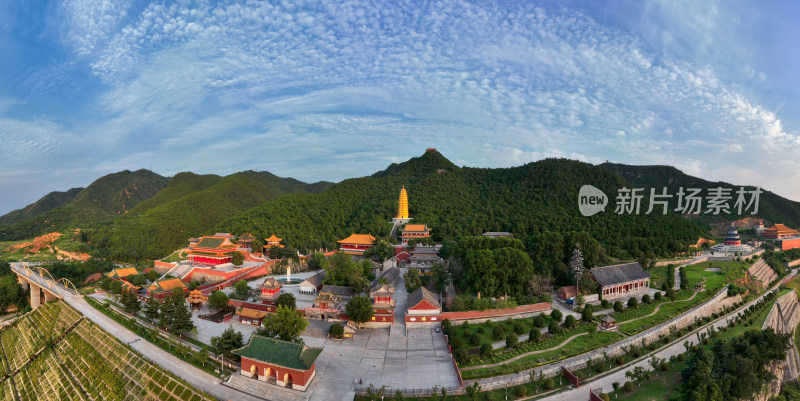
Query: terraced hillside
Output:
[[0, 300, 214, 401]]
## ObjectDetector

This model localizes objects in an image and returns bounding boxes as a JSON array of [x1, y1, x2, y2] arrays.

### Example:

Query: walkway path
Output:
[[62, 293, 304, 401], [462, 332, 588, 371], [618, 285, 699, 326], [538, 270, 797, 400]]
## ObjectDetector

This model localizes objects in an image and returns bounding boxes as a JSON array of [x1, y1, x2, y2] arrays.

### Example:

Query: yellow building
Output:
[[392, 186, 412, 224]]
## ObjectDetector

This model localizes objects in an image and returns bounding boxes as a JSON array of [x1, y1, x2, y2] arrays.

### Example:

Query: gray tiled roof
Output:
[[320, 285, 354, 298], [300, 271, 326, 288], [407, 286, 441, 310], [589, 262, 650, 287]]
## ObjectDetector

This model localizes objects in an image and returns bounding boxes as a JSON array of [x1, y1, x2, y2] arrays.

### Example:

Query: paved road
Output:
[[62, 294, 279, 401], [539, 270, 797, 400]]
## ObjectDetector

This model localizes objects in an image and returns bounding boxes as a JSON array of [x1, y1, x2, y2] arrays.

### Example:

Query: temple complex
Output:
[[724, 224, 742, 245], [187, 235, 238, 265], [235, 335, 323, 391], [306, 285, 353, 320], [406, 245, 442, 273], [259, 277, 282, 305], [147, 278, 187, 299], [763, 223, 800, 239], [337, 233, 376, 256], [590, 262, 651, 300], [237, 233, 257, 252], [400, 224, 430, 245], [264, 234, 284, 250], [370, 284, 395, 324], [106, 267, 139, 280], [188, 289, 206, 310], [392, 186, 411, 224]]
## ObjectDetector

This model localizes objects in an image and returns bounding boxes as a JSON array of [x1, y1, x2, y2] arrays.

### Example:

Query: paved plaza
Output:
[[227, 326, 461, 400]]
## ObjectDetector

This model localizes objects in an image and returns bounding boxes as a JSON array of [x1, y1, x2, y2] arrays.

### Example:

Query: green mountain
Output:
[[600, 163, 800, 228], [88, 170, 332, 260], [0, 187, 83, 227], [0, 169, 169, 239], [212, 150, 705, 261]]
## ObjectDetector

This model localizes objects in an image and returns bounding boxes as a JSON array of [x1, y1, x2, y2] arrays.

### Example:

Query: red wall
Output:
[[781, 238, 800, 251], [240, 358, 315, 386], [440, 302, 551, 321]]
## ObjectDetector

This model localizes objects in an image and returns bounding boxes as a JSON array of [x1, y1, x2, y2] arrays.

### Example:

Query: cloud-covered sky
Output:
[[1, 0, 799, 215]]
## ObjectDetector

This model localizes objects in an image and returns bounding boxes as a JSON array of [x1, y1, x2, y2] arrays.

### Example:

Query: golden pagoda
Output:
[[396, 186, 409, 219]]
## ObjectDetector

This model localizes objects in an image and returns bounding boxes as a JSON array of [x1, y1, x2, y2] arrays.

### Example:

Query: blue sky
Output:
[[1, 0, 799, 215]]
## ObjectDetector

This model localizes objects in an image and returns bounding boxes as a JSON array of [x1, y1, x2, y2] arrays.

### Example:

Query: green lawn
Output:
[[608, 360, 686, 401], [452, 315, 555, 349], [461, 329, 621, 380], [617, 292, 709, 335], [161, 250, 187, 263], [613, 290, 693, 323], [684, 260, 752, 292], [610, 291, 776, 400], [647, 265, 670, 291]]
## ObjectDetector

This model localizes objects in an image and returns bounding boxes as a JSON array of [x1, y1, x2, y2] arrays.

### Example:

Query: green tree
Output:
[[404, 268, 423, 293], [529, 328, 540, 342], [613, 301, 624, 312], [193, 348, 209, 367], [128, 274, 147, 287], [147, 270, 158, 282], [550, 309, 563, 323], [466, 382, 481, 401], [234, 280, 249, 296], [143, 296, 160, 322], [110, 280, 123, 295], [506, 333, 519, 348], [346, 296, 375, 324], [627, 297, 638, 308], [329, 323, 344, 338], [121, 290, 141, 314], [364, 240, 394, 263], [308, 253, 330, 271], [564, 315, 576, 328], [170, 297, 195, 335], [259, 305, 308, 342], [276, 293, 296, 310], [548, 320, 561, 335], [208, 290, 230, 310], [210, 327, 244, 361]]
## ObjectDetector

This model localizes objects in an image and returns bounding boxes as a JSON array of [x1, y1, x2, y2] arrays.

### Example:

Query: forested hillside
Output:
[[86, 171, 332, 260], [0, 187, 83, 227], [602, 163, 800, 228], [213, 150, 706, 261], [0, 169, 169, 240]]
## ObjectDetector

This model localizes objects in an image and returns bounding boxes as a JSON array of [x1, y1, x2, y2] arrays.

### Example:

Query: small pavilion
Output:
[[259, 277, 282, 305], [599, 315, 617, 331], [188, 289, 206, 311]]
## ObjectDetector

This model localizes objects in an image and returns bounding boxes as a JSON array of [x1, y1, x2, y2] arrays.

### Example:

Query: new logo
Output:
[[579, 185, 608, 216]]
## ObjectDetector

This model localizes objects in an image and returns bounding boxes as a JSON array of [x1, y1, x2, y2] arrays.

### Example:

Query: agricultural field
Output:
[[0, 300, 215, 401]]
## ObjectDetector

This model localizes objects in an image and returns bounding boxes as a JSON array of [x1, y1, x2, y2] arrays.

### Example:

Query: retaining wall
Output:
[[441, 302, 551, 324]]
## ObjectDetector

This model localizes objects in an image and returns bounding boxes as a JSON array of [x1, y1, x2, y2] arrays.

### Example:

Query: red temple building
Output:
[[590, 262, 651, 300], [762, 224, 800, 239], [259, 277, 282, 305], [337, 233, 375, 256], [187, 236, 238, 265], [400, 224, 430, 245], [724, 224, 742, 246], [404, 287, 442, 326], [370, 284, 395, 324], [237, 233, 257, 251], [147, 278, 187, 300], [234, 335, 322, 391]]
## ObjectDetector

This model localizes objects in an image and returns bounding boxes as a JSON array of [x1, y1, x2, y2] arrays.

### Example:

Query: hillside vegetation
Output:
[[86, 171, 332, 260], [602, 163, 800, 228], [213, 150, 705, 261], [0, 170, 169, 240], [0, 187, 83, 227]]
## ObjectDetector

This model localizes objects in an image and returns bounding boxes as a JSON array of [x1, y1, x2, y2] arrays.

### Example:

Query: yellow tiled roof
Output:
[[337, 233, 376, 245]]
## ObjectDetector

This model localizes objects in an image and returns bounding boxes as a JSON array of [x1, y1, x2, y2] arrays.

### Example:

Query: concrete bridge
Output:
[[10, 262, 79, 309]]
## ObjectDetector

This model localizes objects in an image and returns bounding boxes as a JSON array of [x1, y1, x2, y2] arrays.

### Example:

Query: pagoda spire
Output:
[[396, 185, 409, 219]]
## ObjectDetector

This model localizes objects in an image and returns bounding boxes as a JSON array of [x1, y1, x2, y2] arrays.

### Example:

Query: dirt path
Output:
[[460, 332, 589, 371]]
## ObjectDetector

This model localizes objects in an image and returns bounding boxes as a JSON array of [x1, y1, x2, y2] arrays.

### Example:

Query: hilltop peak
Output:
[[371, 149, 458, 178]]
